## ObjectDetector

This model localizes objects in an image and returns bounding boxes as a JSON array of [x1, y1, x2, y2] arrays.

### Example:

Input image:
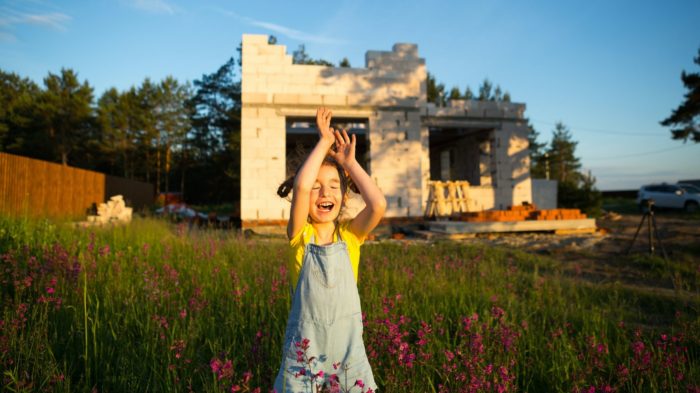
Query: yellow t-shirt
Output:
[[288, 221, 364, 291]]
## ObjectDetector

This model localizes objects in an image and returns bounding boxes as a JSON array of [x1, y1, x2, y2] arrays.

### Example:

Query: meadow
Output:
[[0, 216, 698, 392]]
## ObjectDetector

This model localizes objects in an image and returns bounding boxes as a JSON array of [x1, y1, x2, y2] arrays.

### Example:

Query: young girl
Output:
[[274, 108, 386, 392]]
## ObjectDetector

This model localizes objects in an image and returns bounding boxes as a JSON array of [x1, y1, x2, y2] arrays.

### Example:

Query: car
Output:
[[636, 183, 700, 212], [678, 183, 700, 194]]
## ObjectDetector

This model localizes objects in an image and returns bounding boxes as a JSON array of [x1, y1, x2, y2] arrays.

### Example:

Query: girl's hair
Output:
[[277, 155, 358, 199]]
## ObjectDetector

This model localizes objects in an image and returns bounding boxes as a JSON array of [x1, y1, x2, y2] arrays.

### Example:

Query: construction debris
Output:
[[80, 195, 133, 226]]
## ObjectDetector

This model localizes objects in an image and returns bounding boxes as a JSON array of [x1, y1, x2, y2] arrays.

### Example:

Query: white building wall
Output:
[[241, 35, 428, 224]]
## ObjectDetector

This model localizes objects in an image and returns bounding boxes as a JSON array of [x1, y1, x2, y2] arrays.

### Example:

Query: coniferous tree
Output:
[[0, 69, 41, 155], [36, 68, 94, 165], [547, 122, 581, 184], [156, 77, 192, 194], [97, 87, 131, 176], [660, 47, 700, 143], [188, 53, 242, 203], [478, 78, 493, 101], [538, 122, 601, 215], [493, 85, 503, 102], [464, 86, 474, 100], [292, 44, 334, 66], [134, 78, 160, 183], [527, 122, 547, 179], [448, 86, 462, 100], [427, 72, 446, 106]]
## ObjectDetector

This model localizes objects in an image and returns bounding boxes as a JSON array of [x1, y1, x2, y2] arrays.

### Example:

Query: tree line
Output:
[[0, 55, 242, 204]]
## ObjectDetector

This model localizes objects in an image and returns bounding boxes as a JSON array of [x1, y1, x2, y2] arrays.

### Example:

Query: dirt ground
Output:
[[382, 212, 700, 300]]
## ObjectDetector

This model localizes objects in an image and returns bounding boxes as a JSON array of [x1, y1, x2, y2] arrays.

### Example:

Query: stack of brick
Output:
[[457, 204, 586, 222], [528, 208, 586, 220], [87, 195, 133, 225]]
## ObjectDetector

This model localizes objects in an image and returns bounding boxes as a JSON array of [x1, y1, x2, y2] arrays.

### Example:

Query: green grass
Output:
[[0, 216, 698, 392]]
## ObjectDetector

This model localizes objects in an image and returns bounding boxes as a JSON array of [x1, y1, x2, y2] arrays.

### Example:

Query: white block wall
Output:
[[241, 35, 428, 223]]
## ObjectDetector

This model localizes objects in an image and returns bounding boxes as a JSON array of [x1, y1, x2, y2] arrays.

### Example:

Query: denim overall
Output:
[[274, 232, 377, 393]]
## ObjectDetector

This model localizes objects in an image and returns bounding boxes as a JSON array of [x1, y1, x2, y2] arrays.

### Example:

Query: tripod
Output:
[[626, 199, 667, 258]]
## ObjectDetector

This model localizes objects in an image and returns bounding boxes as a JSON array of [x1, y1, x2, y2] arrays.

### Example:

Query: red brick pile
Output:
[[457, 204, 587, 222]]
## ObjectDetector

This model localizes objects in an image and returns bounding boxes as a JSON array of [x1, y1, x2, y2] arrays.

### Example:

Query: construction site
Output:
[[239, 34, 594, 236]]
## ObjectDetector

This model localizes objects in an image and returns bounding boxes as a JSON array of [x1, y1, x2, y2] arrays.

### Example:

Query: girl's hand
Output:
[[329, 129, 357, 168], [316, 107, 334, 144]]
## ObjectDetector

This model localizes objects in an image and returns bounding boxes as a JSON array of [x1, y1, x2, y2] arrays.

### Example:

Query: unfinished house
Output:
[[240, 34, 552, 227]]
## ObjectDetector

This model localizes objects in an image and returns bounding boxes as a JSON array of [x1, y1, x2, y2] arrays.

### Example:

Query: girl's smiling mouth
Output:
[[317, 202, 335, 212]]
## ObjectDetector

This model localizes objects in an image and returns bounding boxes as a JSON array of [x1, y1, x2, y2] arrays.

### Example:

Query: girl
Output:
[[274, 108, 386, 392]]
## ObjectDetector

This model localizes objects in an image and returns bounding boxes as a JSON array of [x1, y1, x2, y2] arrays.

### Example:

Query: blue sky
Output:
[[1, 0, 699, 190]]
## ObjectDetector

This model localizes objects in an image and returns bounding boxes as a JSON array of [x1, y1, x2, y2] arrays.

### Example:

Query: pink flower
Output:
[[316, 370, 324, 378], [355, 379, 365, 388], [210, 359, 221, 374]]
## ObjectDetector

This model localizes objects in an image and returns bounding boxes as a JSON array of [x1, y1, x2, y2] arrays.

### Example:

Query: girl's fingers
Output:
[[342, 129, 351, 144], [335, 130, 344, 145], [351, 133, 356, 146]]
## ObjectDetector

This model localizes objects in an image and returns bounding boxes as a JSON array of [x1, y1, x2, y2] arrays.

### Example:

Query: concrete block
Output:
[[322, 95, 347, 106], [257, 45, 287, 57], [393, 43, 418, 57], [273, 93, 299, 104], [256, 64, 284, 74], [298, 94, 324, 106], [243, 34, 269, 45], [242, 92, 269, 104]]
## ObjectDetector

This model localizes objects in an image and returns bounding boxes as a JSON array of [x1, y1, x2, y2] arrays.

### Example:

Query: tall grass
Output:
[[0, 216, 698, 392]]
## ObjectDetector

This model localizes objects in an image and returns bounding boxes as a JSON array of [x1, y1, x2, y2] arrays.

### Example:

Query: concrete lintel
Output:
[[276, 107, 374, 118], [421, 117, 501, 129], [428, 219, 596, 234]]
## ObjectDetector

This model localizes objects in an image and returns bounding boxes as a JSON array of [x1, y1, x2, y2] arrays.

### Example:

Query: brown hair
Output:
[[277, 155, 358, 199]]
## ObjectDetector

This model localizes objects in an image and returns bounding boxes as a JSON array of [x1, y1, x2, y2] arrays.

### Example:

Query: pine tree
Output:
[[478, 78, 493, 101], [426, 72, 446, 106], [36, 68, 94, 165], [0, 69, 41, 155], [448, 86, 462, 100], [547, 122, 581, 184], [660, 47, 700, 143], [464, 86, 474, 100], [527, 122, 547, 178]]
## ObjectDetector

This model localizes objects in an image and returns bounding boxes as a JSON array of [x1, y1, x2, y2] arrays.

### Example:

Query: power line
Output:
[[585, 144, 697, 161], [531, 119, 661, 137]]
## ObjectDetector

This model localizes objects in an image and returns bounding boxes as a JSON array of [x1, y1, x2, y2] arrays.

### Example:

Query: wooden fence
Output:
[[0, 152, 154, 218]]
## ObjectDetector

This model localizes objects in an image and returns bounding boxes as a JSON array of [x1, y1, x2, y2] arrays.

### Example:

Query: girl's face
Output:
[[308, 164, 344, 224]]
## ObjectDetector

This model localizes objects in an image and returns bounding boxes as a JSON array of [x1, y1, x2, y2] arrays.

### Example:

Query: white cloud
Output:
[[128, 0, 177, 15], [22, 12, 70, 30], [0, 8, 71, 35], [215, 8, 345, 45]]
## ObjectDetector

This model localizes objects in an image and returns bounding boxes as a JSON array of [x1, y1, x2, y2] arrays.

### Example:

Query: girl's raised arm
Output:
[[287, 108, 335, 240], [330, 129, 387, 241]]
